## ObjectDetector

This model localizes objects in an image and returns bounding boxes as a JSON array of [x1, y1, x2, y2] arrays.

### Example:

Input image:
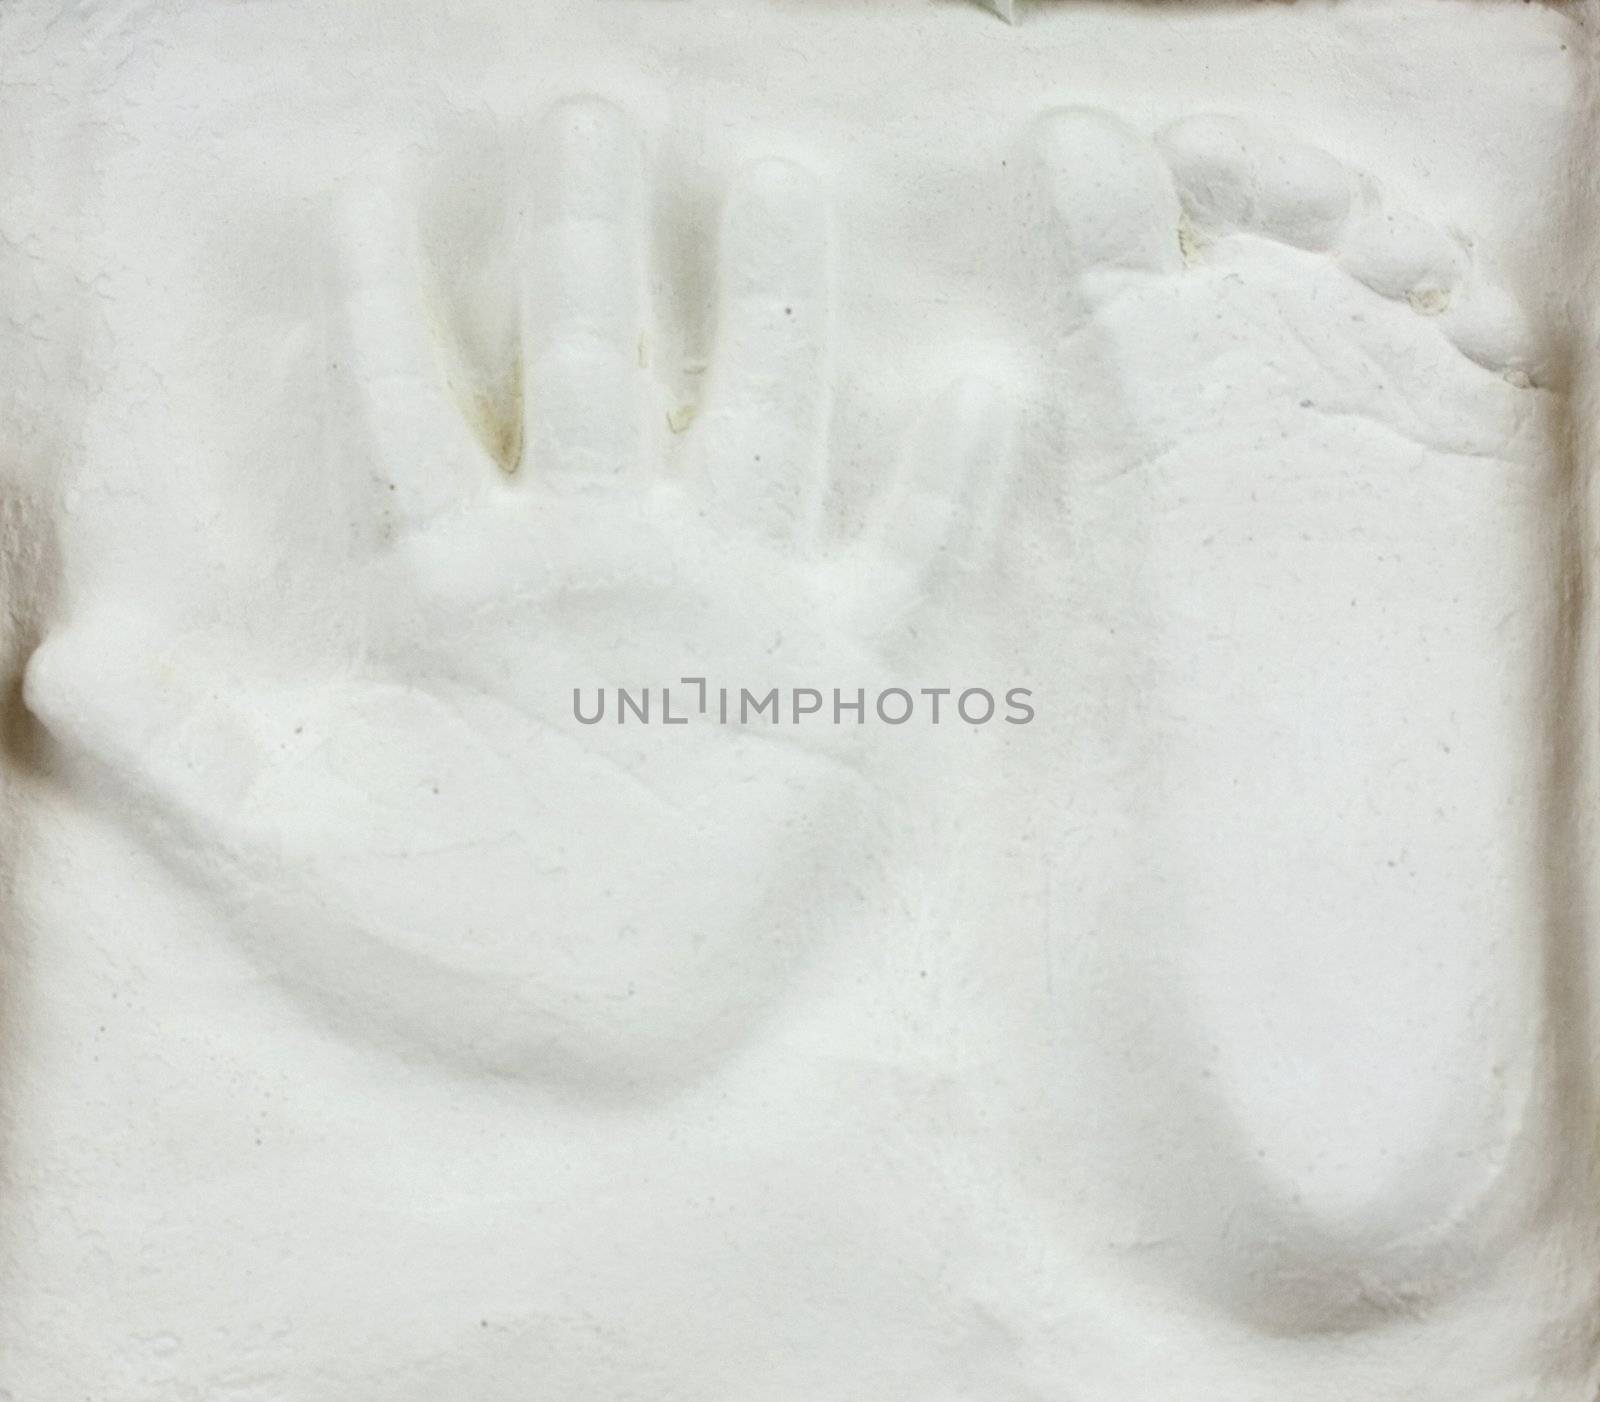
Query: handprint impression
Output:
[[24, 98, 1015, 1096]]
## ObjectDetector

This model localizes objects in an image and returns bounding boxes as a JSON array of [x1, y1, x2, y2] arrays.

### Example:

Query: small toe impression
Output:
[[703, 157, 834, 541], [1159, 114, 1530, 372], [1158, 114, 1355, 254], [881, 374, 1013, 577], [1339, 203, 1469, 314], [1031, 107, 1183, 283], [1440, 279, 1546, 385], [522, 96, 650, 483]]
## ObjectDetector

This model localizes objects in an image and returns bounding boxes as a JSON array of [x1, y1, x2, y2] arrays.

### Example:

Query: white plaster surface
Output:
[[1, 1, 1598, 1398]]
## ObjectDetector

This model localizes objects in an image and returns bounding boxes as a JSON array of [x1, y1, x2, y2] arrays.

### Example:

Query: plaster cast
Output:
[[1, 1, 1596, 1399]]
